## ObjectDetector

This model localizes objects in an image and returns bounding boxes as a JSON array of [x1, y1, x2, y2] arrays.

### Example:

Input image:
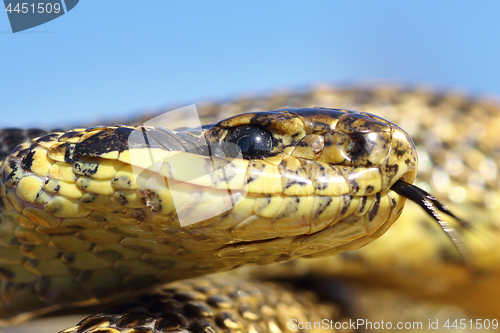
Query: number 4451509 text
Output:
[[5, 2, 61, 14]]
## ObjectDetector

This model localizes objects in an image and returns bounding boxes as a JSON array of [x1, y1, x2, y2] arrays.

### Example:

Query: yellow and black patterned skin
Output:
[[59, 275, 353, 333], [0, 108, 417, 325], [2, 86, 500, 333]]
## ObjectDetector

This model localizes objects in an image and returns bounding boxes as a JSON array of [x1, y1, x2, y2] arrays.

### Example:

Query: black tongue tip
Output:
[[391, 180, 471, 229], [390, 179, 474, 266]]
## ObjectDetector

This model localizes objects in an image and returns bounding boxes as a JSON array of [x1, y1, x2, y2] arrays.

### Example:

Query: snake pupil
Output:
[[224, 125, 273, 159]]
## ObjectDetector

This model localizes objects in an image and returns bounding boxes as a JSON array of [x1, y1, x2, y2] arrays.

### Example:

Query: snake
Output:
[[1, 85, 500, 333]]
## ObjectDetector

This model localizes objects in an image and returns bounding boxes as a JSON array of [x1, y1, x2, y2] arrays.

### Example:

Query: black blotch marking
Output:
[[116, 313, 154, 329], [308, 120, 332, 134], [90, 213, 108, 222], [22, 244, 35, 253], [84, 126, 109, 131], [45, 142, 77, 164], [58, 130, 86, 142], [74, 130, 120, 158], [0, 267, 15, 280], [114, 193, 128, 205], [347, 134, 366, 161], [105, 226, 136, 238], [95, 249, 124, 261], [220, 211, 231, 219], [155, 312, 190, 331], [78, 180, 89, 190], [62, 253, 75, 264], [314, 197, 332, 219], [285, 180, 308, 189], [113, 175, 132, 187], [291, 108, 345, 123], [64, 143, 76, 163], [340, 115, 359, 131], [34, 191, 45, 202], [315, 182, 329, 190], [21, 148, 36, 171], [34, 132, 58, 143], [276, 199, 300, 220], [339, 196, 352, 216], [384, 164, 399, 177], [366, 185, 374, 194], [7, 234, 21, 246], [248, 113, 274, 127], [368, 193, 381, 221], [114, 127, 135, 152], [297, 139, 309, 147], [123, 244, 154, 254], [81, 193, 97, 203], [47, 142, 75, 163], [74, 161, 99, 176], [393, 141, 407, 157], [359, 196, 367, 212], [77, 316, 117, 332], [5, 161, 19, 182]]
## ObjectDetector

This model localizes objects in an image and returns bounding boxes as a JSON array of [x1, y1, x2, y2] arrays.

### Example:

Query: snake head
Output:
[[208, 108, 418, 190], [189, 108, 418, 257], [207, 108, 467, 260]]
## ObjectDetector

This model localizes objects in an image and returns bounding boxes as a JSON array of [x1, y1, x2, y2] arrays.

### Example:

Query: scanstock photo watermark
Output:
[[3, 0, 78, 32], [290, 318, 499, 331], [127, 105, 249, 227]]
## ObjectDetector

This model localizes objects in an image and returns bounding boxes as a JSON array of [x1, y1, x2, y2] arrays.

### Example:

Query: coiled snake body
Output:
[[1, 86, 500, 332]]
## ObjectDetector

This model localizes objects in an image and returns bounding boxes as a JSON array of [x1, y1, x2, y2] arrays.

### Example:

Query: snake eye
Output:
[[223, 125, 273, 159]]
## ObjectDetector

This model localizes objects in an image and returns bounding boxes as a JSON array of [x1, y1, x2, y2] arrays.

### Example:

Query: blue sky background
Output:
[[1, 1, 499, 128]]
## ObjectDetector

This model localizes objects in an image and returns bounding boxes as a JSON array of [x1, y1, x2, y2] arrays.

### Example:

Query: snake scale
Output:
[[1, 85, 500, 333]]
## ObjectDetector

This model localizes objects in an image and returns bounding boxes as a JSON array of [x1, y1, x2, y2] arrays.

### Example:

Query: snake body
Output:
[[1, 86, 500, 332]]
